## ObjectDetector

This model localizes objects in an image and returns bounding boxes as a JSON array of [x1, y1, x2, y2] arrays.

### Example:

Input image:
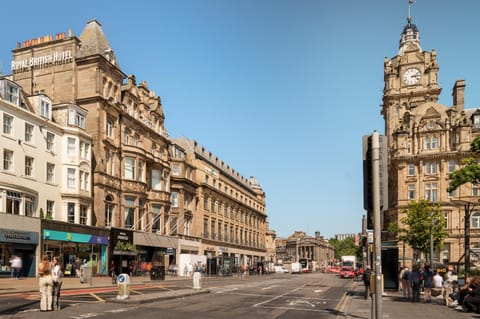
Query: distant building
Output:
[[334, 233, 357, 241], [276, 231, 333, 269]]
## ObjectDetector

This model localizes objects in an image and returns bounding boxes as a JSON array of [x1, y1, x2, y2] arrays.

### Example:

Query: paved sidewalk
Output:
[[340, 281, 473, 319]]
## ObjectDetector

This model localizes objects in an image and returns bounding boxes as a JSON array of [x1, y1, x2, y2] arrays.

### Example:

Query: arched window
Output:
[[105, 195, 114, 227]]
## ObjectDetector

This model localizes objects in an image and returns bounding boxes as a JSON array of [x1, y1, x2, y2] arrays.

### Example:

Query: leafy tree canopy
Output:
[[390, 200, 447, 255], [329, 236, 361, 260], [448, 136, 480, 192]]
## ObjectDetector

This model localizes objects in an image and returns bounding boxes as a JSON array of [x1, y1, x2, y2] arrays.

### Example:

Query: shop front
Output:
[[110, 228, 137, 275], [42, 221, 109, 276], [0, 228, 39, 277]]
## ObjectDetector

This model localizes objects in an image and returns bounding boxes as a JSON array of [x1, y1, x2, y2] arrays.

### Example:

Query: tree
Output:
[[390, 200, 447, 263], [448, 136, 480, 193], [329, 237, 361, 260]]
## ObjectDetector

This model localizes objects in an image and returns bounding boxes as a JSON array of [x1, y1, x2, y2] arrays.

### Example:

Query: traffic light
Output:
[[362, 133, 388, 230]]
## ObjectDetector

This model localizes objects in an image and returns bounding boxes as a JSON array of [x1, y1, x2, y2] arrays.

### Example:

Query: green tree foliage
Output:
[[391, 200, 447, 260], [448, 136, 480, 193], [329, 236, 361, 260]]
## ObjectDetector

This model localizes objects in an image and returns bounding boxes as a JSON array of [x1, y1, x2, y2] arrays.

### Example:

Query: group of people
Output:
[[37, 255, 63, 312], [398, 264, 480, 312]]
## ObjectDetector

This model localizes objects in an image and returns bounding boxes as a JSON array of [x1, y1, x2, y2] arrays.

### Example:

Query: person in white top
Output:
[[432, 271, 444, 298], [51, 257, 63, 310]]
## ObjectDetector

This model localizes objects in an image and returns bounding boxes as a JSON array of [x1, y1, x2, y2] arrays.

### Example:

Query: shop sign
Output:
[[0, 228, 38, 244], [166, 248, 175, 255], [43, 229, 108, 245]]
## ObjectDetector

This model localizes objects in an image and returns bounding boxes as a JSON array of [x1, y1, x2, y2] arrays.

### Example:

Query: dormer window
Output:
[[40, 99, 51, 119], [68, 109, 86, 129], [472, 110, 480, 129], [6, 83, 19, 106]]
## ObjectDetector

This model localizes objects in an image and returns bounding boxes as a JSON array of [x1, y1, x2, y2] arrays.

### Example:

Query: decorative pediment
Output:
[[422, 106, 441, 119]]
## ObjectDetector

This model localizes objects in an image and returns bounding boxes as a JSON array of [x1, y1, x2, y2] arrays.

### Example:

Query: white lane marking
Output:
[[253, 285, 304, 307], [287, 299, 315, 307], [314, 289, 323, 293], [262, 285, 278, 290]]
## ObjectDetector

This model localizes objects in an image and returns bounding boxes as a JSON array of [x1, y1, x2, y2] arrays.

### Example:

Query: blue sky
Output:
[[2, 1, 480, 239]]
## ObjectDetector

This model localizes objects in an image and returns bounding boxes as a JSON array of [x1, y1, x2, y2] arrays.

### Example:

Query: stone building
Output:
[[172, 138, 268, 270], [4, 19, 270, 275], [278, 231, 333, 270], [381, 14, 480, 272]]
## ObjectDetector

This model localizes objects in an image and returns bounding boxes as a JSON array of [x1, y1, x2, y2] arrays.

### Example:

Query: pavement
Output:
[[0, 274, 209, 315], [0, 274, 477, 318], [340, 280, 475, 319]]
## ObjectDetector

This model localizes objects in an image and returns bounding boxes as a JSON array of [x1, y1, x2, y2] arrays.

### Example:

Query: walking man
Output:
[[362, 266, 372, 300]]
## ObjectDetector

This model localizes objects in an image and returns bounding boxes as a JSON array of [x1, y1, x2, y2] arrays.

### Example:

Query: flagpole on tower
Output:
[[408, 0, 416, 19]]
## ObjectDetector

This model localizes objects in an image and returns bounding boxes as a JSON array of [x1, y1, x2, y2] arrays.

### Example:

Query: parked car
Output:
[[340, 266, 355, 279]]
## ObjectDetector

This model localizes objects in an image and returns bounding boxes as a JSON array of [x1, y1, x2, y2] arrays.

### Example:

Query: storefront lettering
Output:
[[11, 50, 73, 72], [4, 231, 30, 241]]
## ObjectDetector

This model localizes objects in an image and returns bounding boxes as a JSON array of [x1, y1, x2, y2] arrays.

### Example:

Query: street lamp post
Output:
[[430, 222, 434, 267], [450, 198, 479, 282]]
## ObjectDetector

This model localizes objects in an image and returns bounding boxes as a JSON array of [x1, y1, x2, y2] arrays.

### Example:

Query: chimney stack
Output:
[[453, 79, 465, 110]]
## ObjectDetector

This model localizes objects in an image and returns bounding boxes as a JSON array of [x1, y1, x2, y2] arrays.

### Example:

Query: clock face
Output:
[[403, 68, 421, 85]]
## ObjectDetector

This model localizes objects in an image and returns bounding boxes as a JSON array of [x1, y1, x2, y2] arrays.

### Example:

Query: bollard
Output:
[[193, 271, 201, 289], [116, 273, 131, 300]]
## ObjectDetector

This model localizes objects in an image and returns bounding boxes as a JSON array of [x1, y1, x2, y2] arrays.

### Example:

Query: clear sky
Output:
[[2, 0, 480, 239]]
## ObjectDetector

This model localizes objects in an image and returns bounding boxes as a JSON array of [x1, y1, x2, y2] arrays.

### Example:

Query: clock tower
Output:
[[382, 16, 442, 143]]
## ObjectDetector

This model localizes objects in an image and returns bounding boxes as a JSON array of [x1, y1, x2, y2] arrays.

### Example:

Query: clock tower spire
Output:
[[381, 8, 441, 143]]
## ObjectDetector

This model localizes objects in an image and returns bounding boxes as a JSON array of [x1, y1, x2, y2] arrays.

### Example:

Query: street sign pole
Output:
[[372, 131, 383, 319]]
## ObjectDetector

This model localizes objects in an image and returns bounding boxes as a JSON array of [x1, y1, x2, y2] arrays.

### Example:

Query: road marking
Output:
[[89, 293, 105, 302], [253, 285, 303, 307], [287, 299, 315, 307], [262, 285, 277, 290], [105, 307, 138, 313], [314, 289, 323, 293]]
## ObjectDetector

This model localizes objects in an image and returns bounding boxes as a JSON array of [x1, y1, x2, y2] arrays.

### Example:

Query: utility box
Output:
[[151, 266, 165, 280], [80, 265, 91, 284], [117, 273, 131, 300]]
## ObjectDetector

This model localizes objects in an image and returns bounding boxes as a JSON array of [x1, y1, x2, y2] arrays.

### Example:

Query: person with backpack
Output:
[[362, 265, 372, 300], [402, 266, 412, 300]]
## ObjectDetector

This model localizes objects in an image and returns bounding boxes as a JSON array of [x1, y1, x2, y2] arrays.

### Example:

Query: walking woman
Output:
[[38, 255, 53, 312], [52, 256, 63, 310]]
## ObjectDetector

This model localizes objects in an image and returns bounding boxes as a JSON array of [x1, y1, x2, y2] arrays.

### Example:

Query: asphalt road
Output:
[[4, 273, 353, 319]]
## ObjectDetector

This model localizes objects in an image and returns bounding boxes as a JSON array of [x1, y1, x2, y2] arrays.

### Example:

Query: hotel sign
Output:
[[11, 50, 73, 72]]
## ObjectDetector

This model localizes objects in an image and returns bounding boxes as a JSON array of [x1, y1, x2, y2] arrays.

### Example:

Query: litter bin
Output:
[[116, 273, 131, 300], [151, 266, 165, 280], [80, 265, 91, 284]]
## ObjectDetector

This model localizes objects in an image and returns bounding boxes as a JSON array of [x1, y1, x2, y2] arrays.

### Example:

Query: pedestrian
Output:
[[402, 266, 412, 300], [398, 266, 404, 292], [110, 260, 117, 284], [463, 277, 480, 312], [74, 257, 81, 278], [51, 256, 63, 310], [422, 265, 434, 303], [443, 266, 457, 306], [38, 255, 53, 312], [409, 264, 422, 302], [432, 270, 444, 299], [362, 265, 372, 300], [9, 255, 22, 279]]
